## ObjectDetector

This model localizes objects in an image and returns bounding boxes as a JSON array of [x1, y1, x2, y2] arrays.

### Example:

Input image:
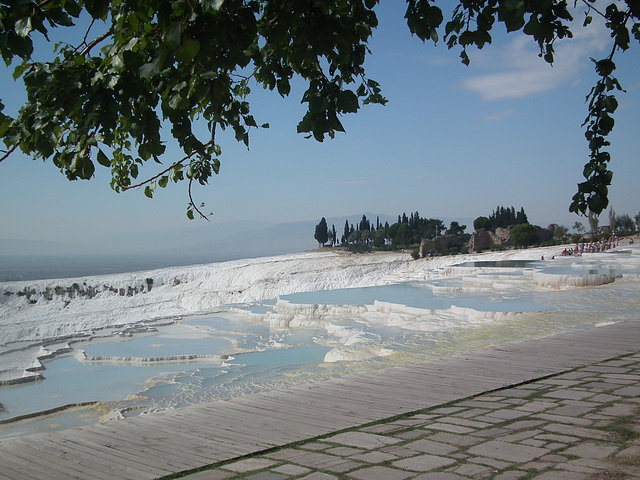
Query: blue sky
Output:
[[1, 1, 638, 251]]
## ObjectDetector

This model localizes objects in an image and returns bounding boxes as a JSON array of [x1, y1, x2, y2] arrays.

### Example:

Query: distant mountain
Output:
[[0, 213, 474, 281]]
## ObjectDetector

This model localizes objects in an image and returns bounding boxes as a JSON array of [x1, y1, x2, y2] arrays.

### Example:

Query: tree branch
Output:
[[580, 0, 607, 20], [0, 144, 19, 163], [80, 31, 111, 57], [188, 177, 210, 221], [119, 158, 187, 191]]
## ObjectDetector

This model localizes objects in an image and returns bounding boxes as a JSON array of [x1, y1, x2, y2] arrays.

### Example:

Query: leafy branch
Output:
[[570, 4, 634, 215]]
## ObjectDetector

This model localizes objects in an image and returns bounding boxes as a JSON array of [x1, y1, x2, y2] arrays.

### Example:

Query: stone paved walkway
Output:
[[177, 353, 640, 480]]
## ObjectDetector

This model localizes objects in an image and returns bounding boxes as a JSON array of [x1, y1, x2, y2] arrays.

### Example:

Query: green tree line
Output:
[[314, 212, 470, 254]]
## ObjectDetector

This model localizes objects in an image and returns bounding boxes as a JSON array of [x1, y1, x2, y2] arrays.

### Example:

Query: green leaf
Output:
[[84, 0, 110, 19], [175, 39, 200, 62], [594, 59, 616, 77], [604, 95, 618, 113], [15, 18, 33, 37], [186, 209, 194, 220], [202, 0, 225, 12], [158, 176, 168, 188], [338, 90, 359, 114], [139, 53, 166, 78], [598, 114, 614, 135], [144, 181, 156, 198], [164, 23, 182, 50], [96, 149, 111, 167]]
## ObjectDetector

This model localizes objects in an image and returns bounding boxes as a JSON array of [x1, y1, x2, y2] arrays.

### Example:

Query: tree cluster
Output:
[[314, 212, 469, 254], [473, 206, 528, 232]]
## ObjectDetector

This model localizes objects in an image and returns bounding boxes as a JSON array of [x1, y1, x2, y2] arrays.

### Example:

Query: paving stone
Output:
[[542, 389, 593, 401], [555, 371, 592, 380], [438, 417, 492, 429], [457, 400, 508, 409], [470, 427, 511, 438], [395, 417, 433, 426], [534, 433, 580, 444], [281, 452, 356, 471], [520, 460, 553, 472], [351, 451, 398, 464], [266, 448, 309, 461], [599, 403, 639, 417], [546, 403, 598, 417], [468, 456, 511, 469], [361, 424, 408, 434], [520, 439, 547, 448], [245, 472, 287, 480], [325, 446, 364, 457], [533, 413, 593, 426], [582, 365, 632, 374], [503, 420, 545, 431], [383, 445, 429, 457], [392, 454, 457, 471], [542, 423, 610, 440], [497, 429, 541, 443], [429, 432, 485, 447], [492, 471, 529, 480], [529, 471, 591, 479], [496, 388, 538, 399], [616, 444, 640, 458], [514, 400, 558, 413], [539, 379, 583, 387], [538, 453, 569, 463], [605, 374, 640, 382], [580, 381, 620, 391], [222, 458, 278, 473], [325, 431, 401, 449], [179, 470, 234, 480], [562, 442, 619, 459], [457, 408, 490, 418], [486, 409, 532, 421], [299, 473, 339, 480], [412, 473, 471, 480], [403, 438, 459, 456], [347, 465, 414, 480], [394, 429, 428, 440], [452, 462, 495, 478], [544, 442, 567, 451], [271, 464, 311, 476], [301, 443, 330, 451], [558, 459, 607, 474], [587, 393, 622, 402], [602, 359, 636, 367], [425, 422, 476, 434], [468, 440, 549, 463], [472, 415, 508, 424]]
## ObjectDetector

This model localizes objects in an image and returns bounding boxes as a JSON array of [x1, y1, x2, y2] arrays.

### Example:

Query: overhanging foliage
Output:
[[0, 0, 637, 218]]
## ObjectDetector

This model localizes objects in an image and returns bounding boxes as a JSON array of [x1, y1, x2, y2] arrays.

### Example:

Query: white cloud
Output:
[[459, 14, 611, 101]]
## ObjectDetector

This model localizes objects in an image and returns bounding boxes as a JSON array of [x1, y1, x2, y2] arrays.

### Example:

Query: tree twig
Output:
[[80, 32, 111, 56], [0, 144, 18, 163], [188, 177, 210, 221]]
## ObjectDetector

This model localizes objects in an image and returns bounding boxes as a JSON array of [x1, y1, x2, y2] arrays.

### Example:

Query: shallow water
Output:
[[1, 251, 639, 439]]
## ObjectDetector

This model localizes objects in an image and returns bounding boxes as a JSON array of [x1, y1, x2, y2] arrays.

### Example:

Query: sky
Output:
[[0, 1, 639, 253]]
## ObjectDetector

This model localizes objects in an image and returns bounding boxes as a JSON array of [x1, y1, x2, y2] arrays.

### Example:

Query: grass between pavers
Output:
[[601, 409, 640, 443], [156, 353, 640, 480]]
